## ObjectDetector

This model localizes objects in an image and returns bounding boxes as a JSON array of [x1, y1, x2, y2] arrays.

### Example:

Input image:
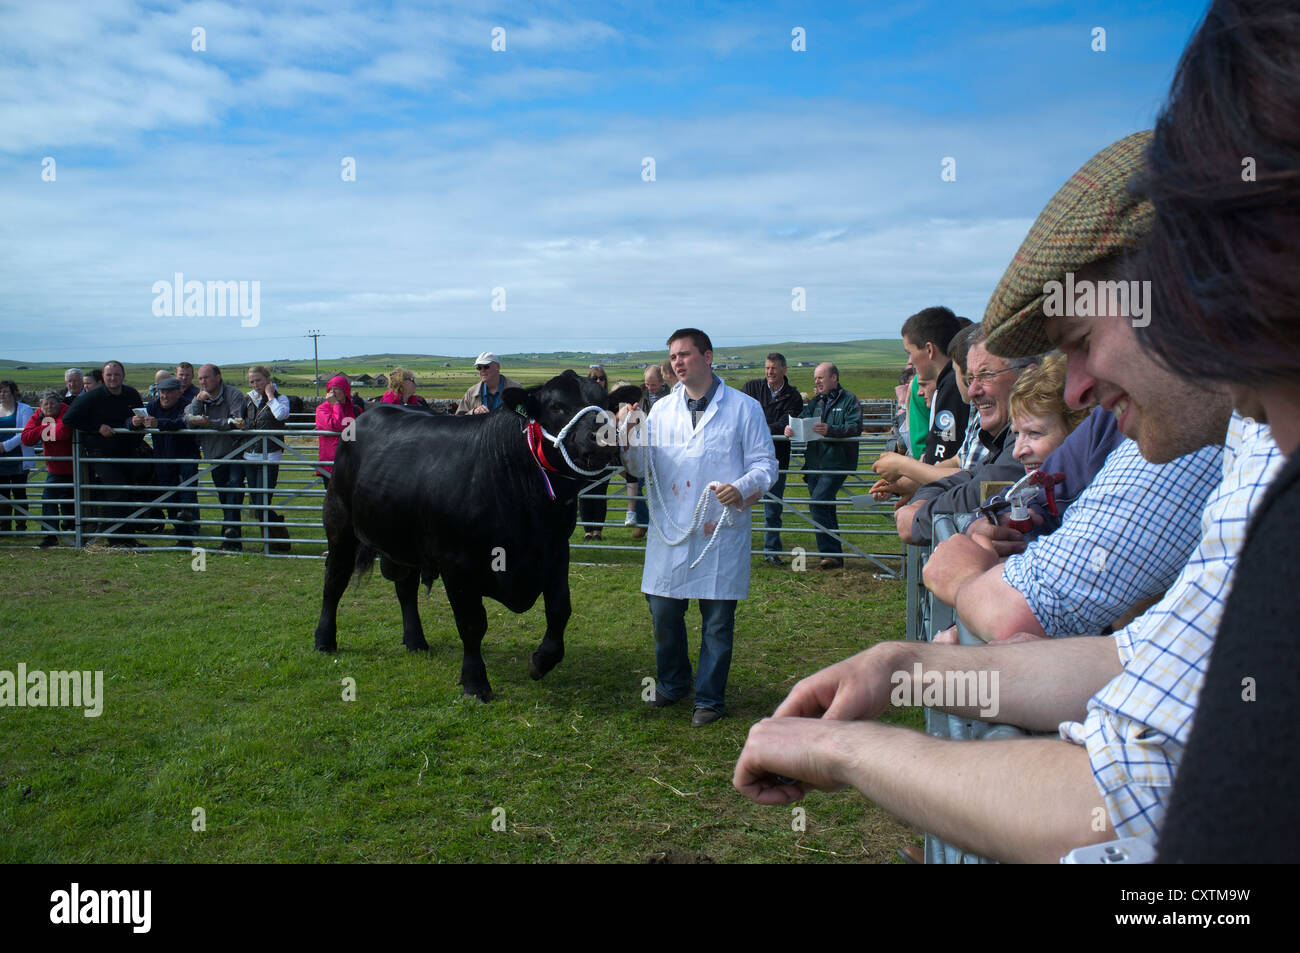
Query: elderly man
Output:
[[621, 328, 777, 726], [62, 368, 84, 405], [185, 363, 250, 550], [130, 376, 200, 540], [893, 335, 1031, 546], [734, 131, 1281, 862], [743, 353, 803, 566], [783, 363, 860, 569], [456, 352, 521, 415]]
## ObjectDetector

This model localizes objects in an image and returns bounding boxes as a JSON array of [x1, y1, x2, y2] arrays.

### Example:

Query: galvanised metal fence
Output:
[[1, 398, 907, 574]]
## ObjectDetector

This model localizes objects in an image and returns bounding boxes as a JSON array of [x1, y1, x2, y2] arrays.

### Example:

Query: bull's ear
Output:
[[502, 387, 529, 417], [607, 385, 643, 409]]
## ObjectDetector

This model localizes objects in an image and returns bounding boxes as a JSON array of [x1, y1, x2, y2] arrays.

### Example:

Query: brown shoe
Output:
[[819, 557, 844, 569], [898, 845, 924, 864]]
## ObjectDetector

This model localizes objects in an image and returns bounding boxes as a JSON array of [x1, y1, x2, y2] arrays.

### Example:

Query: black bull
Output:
[[312, 371, 643, 700]]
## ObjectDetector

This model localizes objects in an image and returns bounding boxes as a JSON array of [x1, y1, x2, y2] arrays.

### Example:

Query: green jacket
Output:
[[799, 386, 862, 473]]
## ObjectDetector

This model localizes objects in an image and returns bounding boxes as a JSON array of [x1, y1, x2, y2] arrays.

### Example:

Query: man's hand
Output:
[[97, 424, 115, 438], [782, 425, 794, 437], [895, 500, 923, 543], [130, 415, 147, 429], [772, 646, 897, 722], [472, 405, 489, 415], [811, 421, 829, 436], [923, 533, 1001, 606], [966, 511, 1041, 557], [187, 416, 210, 429], [143, 416, 158, 429], [195, 390, 217, 403], [733, 717, 852, 805], [872, 451, 910, 482], [712, 483, 743, 508]]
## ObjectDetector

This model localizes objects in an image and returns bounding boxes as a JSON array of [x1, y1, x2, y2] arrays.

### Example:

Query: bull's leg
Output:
[[443, 576, 492, 701], [382, 557, 429, 652], [529, 564, 571, 680], [313, 528, 357, 653]]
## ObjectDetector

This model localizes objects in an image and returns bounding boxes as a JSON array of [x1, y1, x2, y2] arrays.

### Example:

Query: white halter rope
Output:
[[641, 416, 734, 570], [538, 405, 618, 477]]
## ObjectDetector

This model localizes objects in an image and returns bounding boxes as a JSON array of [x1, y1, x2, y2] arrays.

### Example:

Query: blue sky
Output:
[[0, 0, 1210, 365]]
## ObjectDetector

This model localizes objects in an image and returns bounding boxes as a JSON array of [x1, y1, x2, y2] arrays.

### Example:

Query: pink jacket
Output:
[[316, 376, 358, 473]]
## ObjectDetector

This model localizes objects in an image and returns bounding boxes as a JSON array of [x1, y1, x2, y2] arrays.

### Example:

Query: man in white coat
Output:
[[620, 328, 778, 726]]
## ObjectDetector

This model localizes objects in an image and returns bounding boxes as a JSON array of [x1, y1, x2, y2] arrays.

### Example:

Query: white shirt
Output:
[[624, 380, 777, 600]]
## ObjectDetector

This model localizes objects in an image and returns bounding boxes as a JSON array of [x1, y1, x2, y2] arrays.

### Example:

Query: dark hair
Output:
[[87, 368, 104, 384], [0, 380, 18, 401], [1136, 0, 1300, 384], [901, 306, 962, 354], [897, 366, 916, 385], [104, 360, 124, 374], [177, 361, 194, 372], [667, 328, 713, 355], [948, 322, 983, 373], [766, 352, 787, 366]]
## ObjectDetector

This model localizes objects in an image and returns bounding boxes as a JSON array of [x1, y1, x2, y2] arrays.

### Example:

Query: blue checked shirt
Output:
[[957, 410, 987, 469], [1002, 437, 1223, 637], [1058, 415, 1281, 842]]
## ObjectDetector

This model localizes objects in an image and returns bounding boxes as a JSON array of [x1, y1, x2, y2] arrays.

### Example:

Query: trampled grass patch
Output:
[[0, 549, 919, 863]]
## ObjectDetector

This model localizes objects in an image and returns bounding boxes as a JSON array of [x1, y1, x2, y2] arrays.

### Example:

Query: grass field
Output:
[[0, 547, 920, 863]]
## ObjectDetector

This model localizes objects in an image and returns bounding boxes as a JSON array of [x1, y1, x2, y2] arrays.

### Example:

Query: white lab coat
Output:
[[624, 379, 777, 600]]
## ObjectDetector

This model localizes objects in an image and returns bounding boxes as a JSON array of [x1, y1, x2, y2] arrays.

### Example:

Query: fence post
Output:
[[72, 431, 84, 548]]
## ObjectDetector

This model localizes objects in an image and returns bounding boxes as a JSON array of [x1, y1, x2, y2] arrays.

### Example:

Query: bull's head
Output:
[[504, 370, 643, 475]]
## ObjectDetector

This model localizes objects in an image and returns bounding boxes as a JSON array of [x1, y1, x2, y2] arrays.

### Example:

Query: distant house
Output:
[[373, 374, 388, 388], [351, 374, 374, 386]]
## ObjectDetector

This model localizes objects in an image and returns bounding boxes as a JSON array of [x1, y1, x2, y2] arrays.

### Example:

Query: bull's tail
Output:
[[354, 542, 378, 580]]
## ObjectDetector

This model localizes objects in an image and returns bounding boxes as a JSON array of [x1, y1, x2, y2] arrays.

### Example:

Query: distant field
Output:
[[0, 339, 909, 402]]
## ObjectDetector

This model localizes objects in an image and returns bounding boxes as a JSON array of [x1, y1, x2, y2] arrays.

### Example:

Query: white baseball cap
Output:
[[474, 352, 500, 367]]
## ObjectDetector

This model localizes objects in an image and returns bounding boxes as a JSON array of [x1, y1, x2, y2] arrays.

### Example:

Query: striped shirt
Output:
[[1058, 415, 1282, 842], [1002, 437, 1223, 637]]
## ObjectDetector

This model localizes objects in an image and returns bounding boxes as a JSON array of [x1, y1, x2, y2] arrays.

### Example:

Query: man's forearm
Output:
[[827, 721, 1111, 863], [954, 566, 1048, 642], [884, 638, 1122, 729]]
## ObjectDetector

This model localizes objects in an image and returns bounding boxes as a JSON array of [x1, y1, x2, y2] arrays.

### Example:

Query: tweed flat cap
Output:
[[984, 130, 1154, 358]]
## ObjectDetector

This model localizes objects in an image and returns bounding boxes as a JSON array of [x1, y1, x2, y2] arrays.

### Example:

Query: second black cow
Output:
[[312, 370, 642, 700]]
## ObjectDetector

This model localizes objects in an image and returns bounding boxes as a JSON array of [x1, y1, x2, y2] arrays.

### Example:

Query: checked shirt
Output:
[[1057, 415, 1282, 841]]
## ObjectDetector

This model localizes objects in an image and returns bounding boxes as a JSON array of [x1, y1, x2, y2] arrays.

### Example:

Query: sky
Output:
[[0, 0, 1211, 365]]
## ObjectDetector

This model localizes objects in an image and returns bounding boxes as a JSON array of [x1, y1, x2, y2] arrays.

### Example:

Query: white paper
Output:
[[788, 415, 823, 441]]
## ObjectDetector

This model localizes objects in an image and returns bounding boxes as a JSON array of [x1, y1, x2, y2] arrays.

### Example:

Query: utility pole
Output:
[[306, 330, 324, 397]]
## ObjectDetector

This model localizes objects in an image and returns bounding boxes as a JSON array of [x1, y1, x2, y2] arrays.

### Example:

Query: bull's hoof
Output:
[[529, 650, 561, 680], [404, 639, 429, 652], [314, 634, 338, 653], [460, 684, 494, 702]]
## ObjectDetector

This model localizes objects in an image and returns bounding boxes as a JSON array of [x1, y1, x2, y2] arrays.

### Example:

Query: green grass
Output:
[[0, 546, 920, 863]]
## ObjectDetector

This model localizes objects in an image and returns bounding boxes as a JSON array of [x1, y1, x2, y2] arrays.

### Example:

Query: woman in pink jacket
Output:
[[315, 375, 359, 488]]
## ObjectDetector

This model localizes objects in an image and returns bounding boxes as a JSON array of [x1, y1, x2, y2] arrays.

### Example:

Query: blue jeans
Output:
[[763, 469, 789, 554], [804, 471, 847, 557], [645, 595, 736, 714]]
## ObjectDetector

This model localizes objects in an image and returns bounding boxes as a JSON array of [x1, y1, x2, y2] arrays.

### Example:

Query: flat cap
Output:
[[984, 130, 1155, 358]]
